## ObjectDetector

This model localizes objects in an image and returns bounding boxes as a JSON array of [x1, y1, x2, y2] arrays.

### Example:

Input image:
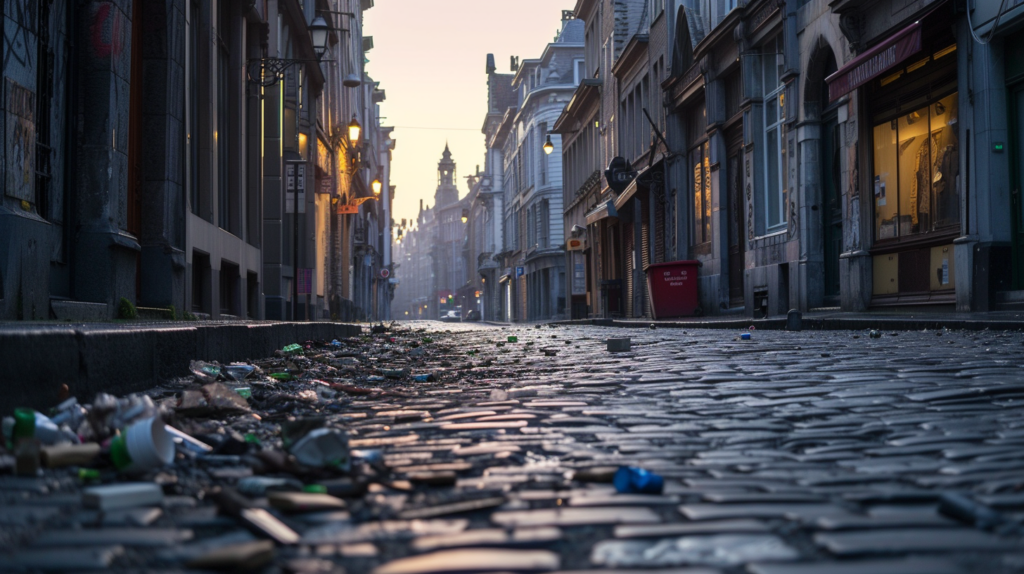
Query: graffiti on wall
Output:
[[6, 80, 36, 202], [90, 2, 125, 58], [3, 0, 36, 71]]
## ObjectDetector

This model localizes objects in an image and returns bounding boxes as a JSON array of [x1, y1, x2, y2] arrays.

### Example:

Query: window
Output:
[[217, 1, 231, 231], [539, 122, 548, 185], [585, 16, 601, 78], [873, 92, 959, 240], [574, 59, 585, 85], [653, 0, 665, 17], [692, 142, 711, 244], [688, 102, 710, 245], [189, 0, 201, 217], [762, 35, 786, 232]]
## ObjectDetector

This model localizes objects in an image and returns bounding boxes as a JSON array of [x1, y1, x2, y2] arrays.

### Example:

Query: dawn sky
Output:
[[364, 0, 576, 228]]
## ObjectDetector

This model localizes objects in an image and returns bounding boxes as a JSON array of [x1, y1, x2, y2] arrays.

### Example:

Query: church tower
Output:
[[434, 143, 458, 207]]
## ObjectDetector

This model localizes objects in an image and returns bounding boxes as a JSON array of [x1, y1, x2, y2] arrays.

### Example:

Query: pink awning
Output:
[[826, 21, 922, 103]]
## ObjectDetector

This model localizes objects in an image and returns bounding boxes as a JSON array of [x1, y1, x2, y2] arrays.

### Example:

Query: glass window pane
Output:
[[767, 128, 780, 226], [703, 142, 712, 240], [693, 149, 703, 243], [931, 92, 959, 229], [873, 119, 898, 240], [763, 49, 778, 95], [898, 104, 931, 235], [766, 96, 777, 125]]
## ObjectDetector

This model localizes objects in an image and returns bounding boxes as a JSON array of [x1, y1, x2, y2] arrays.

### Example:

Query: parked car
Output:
[[464, 309, 481, 322]]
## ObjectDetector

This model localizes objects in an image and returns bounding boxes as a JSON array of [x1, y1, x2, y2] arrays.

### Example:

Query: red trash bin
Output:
[[645, 260, 700, 319]]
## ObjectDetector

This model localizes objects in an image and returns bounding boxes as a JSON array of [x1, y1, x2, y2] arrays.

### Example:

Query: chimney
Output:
[[419, 199, 423, 212], [486, 54, 496, 74]]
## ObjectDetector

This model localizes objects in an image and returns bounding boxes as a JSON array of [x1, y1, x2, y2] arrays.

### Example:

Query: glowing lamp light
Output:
[[372, 178, 383, 195], [348, 115, 361, 146], [543, 135, 554, 155]]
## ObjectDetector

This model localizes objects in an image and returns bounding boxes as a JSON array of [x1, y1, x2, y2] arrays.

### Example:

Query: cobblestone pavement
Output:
[[3, 321, 1024, 573]]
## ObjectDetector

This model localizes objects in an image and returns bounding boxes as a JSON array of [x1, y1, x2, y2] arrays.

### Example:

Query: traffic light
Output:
[[447, 295, 454, 304]]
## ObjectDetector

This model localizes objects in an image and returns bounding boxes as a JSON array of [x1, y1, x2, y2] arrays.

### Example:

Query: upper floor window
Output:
[[762, 35, 787, 232], [574, 59, 585, 85]]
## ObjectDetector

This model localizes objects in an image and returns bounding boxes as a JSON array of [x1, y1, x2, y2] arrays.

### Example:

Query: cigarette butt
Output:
[[41, 443, 101, 468]]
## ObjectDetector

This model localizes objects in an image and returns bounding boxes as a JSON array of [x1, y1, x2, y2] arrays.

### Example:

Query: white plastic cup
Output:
[[111, 417, 174, 472]]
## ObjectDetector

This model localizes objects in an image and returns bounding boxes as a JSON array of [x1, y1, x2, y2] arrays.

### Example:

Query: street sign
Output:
[[516, 266, 525, 278], [297, 268, 313, 295], [318, 177, 333, 195], [336, 204, 359, 214], [567, 238, 585, 251], [380, 268, 390, 279]]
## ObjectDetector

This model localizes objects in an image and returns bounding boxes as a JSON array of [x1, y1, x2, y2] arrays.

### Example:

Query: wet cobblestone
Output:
[[3, 321, 1024, 573]]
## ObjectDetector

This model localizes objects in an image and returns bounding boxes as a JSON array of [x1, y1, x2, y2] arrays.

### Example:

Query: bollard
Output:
[[786, 309, 802, 331]]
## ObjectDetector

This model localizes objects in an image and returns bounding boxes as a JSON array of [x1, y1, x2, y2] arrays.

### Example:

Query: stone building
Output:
[[495, 13, 582, 322], [0, 0, 385, 322]]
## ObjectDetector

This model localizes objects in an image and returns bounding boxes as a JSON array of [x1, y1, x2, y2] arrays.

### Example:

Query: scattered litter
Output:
[[83, 482, 164, 511], [290, 428, 351, 470], [607, 338, 631, 352], [613, 466, 664, 494], [110, 417, 174, 473]]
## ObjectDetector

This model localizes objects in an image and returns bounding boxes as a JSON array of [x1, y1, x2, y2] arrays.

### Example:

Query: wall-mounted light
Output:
[[543, 135, 554, 155], [348, 115, 362, 147], [461, 209, 469, 224], [372, 176, 383, 195], [246, 16, 330, 86]]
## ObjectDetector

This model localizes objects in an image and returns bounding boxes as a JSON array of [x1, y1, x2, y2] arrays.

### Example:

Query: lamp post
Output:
[[543, 135, 554, 155]]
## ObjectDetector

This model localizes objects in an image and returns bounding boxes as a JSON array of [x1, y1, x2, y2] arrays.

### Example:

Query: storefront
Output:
[[833, 8, 961, 305]]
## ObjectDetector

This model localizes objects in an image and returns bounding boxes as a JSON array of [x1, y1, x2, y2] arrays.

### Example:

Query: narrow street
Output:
[[3, 322, 1024, 572]]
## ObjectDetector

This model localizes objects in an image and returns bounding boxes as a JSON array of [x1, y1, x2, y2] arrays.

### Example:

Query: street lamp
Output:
[[308, 16, 330, 58], [372, 176, 383, 196], [246, 16, 331, 86], [461, 209, 469, 224], [348, 115, 362, 147], [543, 135, 554, 155]]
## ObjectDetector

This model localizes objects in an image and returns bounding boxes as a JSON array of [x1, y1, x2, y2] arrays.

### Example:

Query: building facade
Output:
[[555, 0, 1019, 320], [495, 14, 582, 322], [0, 0, 387, 323]]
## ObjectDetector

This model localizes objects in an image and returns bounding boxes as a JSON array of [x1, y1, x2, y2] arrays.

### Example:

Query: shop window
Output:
[[762, 35, 787, 232], [691, 142, 711, 245], [872, 92, 959, 240]]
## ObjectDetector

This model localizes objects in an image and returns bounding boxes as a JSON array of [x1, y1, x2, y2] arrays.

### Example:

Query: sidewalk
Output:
[[537, 309, 1024, 332], [0, 321, 363, 415]]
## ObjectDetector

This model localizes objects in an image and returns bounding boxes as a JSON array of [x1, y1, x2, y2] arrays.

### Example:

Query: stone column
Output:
[[73, 0, 139, 315], [138, 0, 187, 311]]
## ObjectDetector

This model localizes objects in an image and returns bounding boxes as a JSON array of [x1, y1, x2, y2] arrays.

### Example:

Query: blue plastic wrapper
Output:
[[741, 333, 751, 340], [613, 466, 664, 494]]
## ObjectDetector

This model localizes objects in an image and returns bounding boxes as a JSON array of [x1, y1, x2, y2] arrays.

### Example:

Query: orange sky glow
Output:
[[364, 0, 576, 227]]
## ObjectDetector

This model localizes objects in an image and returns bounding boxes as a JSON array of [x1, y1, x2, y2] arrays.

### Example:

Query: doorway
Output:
[[822, 113, 842, 305], [726, 129, 745, 308]]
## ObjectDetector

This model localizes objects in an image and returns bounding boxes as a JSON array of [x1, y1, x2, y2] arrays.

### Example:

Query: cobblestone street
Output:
[[4, 321, 1024, 573]]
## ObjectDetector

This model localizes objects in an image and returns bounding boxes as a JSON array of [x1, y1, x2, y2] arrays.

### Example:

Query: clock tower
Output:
[[435, 143, 458, 207]]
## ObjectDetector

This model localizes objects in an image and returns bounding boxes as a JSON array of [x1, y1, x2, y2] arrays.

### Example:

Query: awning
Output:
[[826, 20, 922, 103], [585, 199, 619, 225]]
